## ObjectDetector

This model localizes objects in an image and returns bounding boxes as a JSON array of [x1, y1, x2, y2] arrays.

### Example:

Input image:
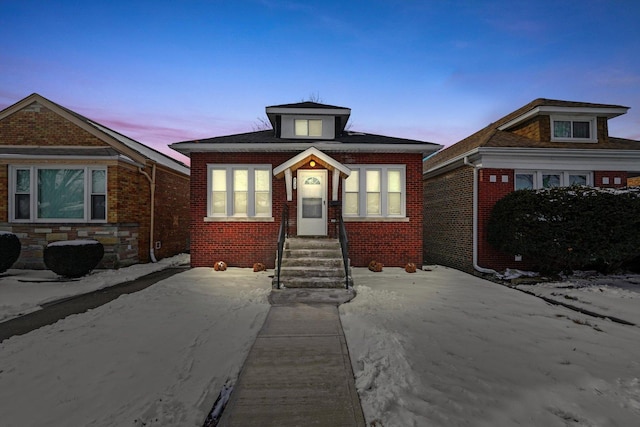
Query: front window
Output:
[[208, 164, 272, 217], [294, 119, 323, 137], [515, 171, 592, 190], [10, 166, 107, 222], [343, 165, 406, 217], [551, 116, 596, 142]]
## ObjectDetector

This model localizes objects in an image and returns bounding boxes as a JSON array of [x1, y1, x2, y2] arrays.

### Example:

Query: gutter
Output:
[[138, 164, 158, 263], [464, 157, 497, 275]]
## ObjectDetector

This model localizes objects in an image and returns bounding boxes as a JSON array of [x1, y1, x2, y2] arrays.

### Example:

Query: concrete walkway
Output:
[[218, 289, 366, 427]]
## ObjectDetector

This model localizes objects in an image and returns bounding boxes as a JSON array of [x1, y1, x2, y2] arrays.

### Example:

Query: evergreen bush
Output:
[[44, 240, 104, 278], [0, 232, 21, 273], [488, 186, 640, 274]]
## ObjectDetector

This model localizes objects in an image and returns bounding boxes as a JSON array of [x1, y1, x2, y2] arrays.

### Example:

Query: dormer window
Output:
[[551, 116, 596, 142], [295, 119, 323, 137]]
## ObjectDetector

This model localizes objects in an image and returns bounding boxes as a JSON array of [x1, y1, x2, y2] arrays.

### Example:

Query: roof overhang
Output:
[[424, 147, 640, 179], [498, 105, 629, 131], [273, 147, 351, 179], [170, 141, 440, 158]]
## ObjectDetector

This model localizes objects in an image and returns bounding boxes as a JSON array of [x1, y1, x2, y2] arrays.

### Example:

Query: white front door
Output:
[[297, 169, 327, 236]]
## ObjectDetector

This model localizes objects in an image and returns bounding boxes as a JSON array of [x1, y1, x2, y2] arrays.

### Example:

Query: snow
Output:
[[1, 261, 639, 426], [341, 266, 640, 427]]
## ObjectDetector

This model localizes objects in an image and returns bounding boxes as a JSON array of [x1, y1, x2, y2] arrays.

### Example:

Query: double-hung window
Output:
[[551, 116, 596, 142], [515, 171, 592, 190], [343, 165, 406, 218], [10, 166, 107, 222], [294, 119, 323, 137], [208, 164, 272, 218]]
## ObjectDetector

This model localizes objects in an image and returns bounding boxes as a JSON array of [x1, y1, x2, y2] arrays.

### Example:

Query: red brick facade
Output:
[[0, 98, 190, 269], [189, 151, 424, 268]]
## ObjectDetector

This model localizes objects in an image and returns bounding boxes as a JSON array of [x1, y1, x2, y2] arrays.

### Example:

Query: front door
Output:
[[297, 169, 327, 236]]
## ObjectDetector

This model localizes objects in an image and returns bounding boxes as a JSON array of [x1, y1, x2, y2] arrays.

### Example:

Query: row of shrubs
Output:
[[488, 186, 640, 274], [0, 233, 104, 278]]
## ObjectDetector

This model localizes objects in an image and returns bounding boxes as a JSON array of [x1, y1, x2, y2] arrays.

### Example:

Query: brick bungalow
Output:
[[423, 98, 640, 274], [171, 102, 442, 269], [0, 93, 190, 269]]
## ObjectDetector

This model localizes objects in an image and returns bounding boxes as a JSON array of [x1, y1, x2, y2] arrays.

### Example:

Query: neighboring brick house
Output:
[[423, 98, 640, 274], [171, 102, 441, 268], [0, 93, 190, 269]]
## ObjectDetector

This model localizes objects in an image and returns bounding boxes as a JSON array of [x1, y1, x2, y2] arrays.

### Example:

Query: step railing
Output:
[[275, 205, 289, 289], [337, 211, 350, 289]]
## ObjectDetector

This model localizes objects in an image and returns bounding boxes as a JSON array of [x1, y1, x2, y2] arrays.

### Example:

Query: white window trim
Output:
[[294, 117, 324, 138], [8, 165, 108, 223], [342, 164, 406, 219], [550, 115, 597, 143], [514, 170, 593, 190], [206, 164, 273, 220]]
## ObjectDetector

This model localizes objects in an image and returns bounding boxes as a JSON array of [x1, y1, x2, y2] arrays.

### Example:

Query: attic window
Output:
[[551, 116, 596, 142], [295, 119, 322, 137]]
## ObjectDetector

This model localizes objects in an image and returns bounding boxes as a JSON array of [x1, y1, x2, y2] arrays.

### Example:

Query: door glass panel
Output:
[[302, 198, 322, 218]]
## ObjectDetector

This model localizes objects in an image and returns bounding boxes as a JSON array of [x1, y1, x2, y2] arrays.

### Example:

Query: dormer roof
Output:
[[266, 101, 351, 135]]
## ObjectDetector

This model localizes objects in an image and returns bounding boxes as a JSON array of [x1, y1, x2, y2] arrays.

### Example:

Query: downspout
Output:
[[139, 164, 158, 263], [464, 157, 497, 275]]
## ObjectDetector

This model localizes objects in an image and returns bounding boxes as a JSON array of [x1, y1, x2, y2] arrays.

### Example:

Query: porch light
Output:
[[310, 160, 316, 167]]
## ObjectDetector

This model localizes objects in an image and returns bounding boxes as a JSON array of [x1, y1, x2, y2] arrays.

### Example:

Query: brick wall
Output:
[[594, 171, 628, 188], [0, 101, 190, 269], [423, 166, 474, 272], [189, 151, 424, 268]]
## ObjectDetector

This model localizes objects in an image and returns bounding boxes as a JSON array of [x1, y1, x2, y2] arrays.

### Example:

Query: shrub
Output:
[[488, 186, 640, 274], [0, 232, 21, 273], [44, 240, 104, 278]]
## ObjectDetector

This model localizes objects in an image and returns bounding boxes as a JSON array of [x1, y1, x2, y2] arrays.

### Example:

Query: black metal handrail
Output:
[[276, 205, 288, 289], [337, 211, 350, 289]]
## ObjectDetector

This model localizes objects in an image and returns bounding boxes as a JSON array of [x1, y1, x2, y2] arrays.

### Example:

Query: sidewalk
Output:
[[217, 288, 366, 427], [0, 266, 188, 342]]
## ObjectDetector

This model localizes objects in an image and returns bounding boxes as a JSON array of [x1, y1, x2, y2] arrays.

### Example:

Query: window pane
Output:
[[295, 120, 308, 136], [38, 169, 84, 219], [234, 192, 247, 214], [573, 121, 590, 138], [367, 193, 380, 215], [16, 169, 30, 193], [515, 174, 534, 190], [569, 174, 587, 186], [91, 195, 106, 220], [15, 194, 30, 219], [91, 170, 106, 193], [255, 192, 270, 215], [366, 170, 380, 192], [345, 171, 359, 192], [212, 169, 226, 191], [388, 193, 401, 215], [344, 193, 358, 215], [212, 192, 226, 214], [542, 174, 560, 188], [308, 119, 322, 136], [553, 121, 571, 138], [255, 169, 270, 191], [387, 170, 401, 192], [234, 170, 248, 191]]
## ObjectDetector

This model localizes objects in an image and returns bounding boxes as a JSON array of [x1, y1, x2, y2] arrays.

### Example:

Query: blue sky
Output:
[[1, 0, 639, 164]]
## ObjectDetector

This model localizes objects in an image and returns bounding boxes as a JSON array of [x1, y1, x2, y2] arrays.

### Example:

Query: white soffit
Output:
[[498, 106, 629, 131]]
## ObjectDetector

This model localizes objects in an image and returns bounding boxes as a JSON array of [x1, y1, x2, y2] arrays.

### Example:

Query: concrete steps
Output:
[[275, 238, 350, 289]]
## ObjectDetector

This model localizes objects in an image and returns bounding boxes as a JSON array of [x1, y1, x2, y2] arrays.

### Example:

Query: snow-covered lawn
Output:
[[0, 266, 272, 427], [342, 266, 640, 427], [1, 261, 639, 426]]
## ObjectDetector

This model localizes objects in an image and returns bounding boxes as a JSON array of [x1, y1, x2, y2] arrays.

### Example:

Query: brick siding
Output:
[[0, 101, 190, 269], [189, 152, 424, 268]]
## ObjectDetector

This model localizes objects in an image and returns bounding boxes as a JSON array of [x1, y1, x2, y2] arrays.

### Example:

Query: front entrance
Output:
[[297, 169, 327, 236]]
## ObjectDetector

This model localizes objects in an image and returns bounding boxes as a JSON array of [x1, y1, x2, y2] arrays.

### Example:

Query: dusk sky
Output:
[[2, 0, 639, 165]]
